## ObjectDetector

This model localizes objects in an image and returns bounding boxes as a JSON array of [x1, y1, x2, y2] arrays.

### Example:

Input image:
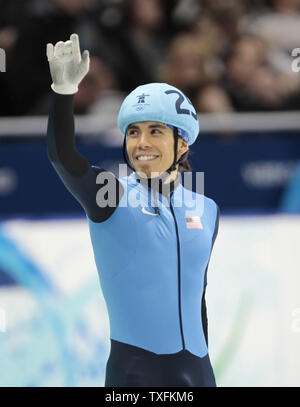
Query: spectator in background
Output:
[[91, 0, 178, 93], [1, 0, 300, 116], [29, 55, 126, 116], [0, 0, 37, 115], [123, 0, 169, 80], [222, 35, 288, 111], [1, 0, 97, 116], [244, 0, 300, 57], [200, 0, 246, 56], [74, 55, 125, 116], [242, 0, 300, 79], [195, 83, 234, 113], [158, 34, 212, 107], [0, 0, 33, 49]]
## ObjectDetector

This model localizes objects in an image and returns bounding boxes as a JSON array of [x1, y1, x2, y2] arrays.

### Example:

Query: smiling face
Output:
[[126, 121, 188, 178]]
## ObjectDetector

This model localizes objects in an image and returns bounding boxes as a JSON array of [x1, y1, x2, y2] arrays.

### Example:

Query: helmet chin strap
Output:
[[165, 127, 179, 174], [122, 126, 187, 180], [122, 135, 135, 172], [165, 127, 189, 177]]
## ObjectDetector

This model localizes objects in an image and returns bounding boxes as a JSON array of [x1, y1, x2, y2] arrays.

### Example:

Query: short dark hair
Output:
[[179, 158, 192, 172], [178, 149, 192, 172]]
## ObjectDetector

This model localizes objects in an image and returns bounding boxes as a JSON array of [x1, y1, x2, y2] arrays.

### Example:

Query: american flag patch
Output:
[[185, 216, 203, 229]]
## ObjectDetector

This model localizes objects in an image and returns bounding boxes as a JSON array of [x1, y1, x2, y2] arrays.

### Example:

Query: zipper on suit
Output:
[[169, 191, 186, 350]]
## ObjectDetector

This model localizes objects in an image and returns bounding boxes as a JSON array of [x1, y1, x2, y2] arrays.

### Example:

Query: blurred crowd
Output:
[[0, 0, 300, 116]]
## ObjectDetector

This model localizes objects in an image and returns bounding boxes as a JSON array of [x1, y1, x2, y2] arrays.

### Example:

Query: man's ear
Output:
[[178, 138, 189, 157]]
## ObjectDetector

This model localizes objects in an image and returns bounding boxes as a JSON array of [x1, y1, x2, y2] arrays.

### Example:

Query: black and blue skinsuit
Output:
[[47, 92, 220, 387]]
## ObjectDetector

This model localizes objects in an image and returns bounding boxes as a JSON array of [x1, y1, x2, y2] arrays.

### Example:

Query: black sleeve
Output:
[[46, 91, 124, 222], [202, 204, 220, 347]]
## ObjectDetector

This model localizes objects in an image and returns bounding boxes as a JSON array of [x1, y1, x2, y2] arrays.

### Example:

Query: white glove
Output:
[[46, 33, 90, 95]]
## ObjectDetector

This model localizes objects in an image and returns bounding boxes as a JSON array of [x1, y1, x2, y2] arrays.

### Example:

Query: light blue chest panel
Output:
[[87, 173, 218, 357]]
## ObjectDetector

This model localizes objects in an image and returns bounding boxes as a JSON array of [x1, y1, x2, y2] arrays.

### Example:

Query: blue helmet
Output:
[[118, 83, 199, 146]]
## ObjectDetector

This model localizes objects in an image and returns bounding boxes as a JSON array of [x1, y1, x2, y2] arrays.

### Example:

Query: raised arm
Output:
[[46, 34, 123, 222]]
